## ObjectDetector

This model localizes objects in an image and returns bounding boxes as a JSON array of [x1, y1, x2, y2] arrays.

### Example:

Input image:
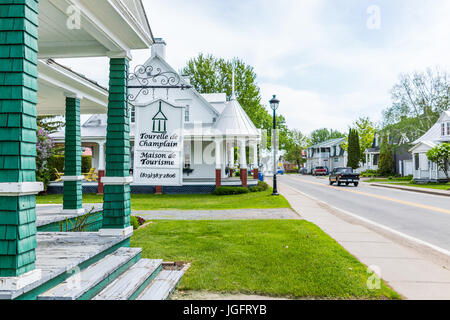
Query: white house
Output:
[[362, 132, 413, 176], [409, 110, 450, 182], [51, 39, 262, 191], [306, 138, 348, 173]]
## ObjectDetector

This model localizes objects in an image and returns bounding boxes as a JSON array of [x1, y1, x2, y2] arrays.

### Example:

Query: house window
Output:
[[442, 123, 446, 136], [212, 117, 216, 123], [414, 154, 419, 170], [447, 122, 450, 135], [185, 105, 190, 122], [373, 154, 379, 165]]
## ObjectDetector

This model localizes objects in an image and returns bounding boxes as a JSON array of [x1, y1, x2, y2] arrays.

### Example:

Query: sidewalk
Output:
[[367, 182, 449, 197], [133, 208, 300, 220], [277, 181, 450, 300]]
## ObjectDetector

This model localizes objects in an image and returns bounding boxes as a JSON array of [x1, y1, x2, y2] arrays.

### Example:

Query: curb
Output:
[[280, 182, 450, 271], [367, 182, 449, 197]]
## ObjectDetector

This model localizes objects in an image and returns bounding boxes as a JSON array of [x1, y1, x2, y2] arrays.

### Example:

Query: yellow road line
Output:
[[286, 176, 450, 215]]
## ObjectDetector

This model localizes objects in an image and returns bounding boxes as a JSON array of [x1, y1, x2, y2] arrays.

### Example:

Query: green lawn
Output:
[[131, 220, 400, 299], [37, 189, 291, 210], [396, 182, 450, 190], [365, 179, 450, 191]]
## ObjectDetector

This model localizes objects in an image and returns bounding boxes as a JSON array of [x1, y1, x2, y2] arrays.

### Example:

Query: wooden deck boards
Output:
[[36, 204, 103, 227], [0, 232, 128, 300]]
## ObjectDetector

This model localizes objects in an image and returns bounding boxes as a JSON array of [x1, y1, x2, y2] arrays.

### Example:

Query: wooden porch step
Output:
[[92, 259, 163, 300], [137, 269, 185, 300], [38, 247, 141, 300]]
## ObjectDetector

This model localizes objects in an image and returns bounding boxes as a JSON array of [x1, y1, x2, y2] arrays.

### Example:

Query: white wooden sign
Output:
[[133, 99, 184, 186]]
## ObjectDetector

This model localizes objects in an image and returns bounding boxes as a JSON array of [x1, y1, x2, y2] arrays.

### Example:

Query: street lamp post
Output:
[[270, 95, 280, 196]]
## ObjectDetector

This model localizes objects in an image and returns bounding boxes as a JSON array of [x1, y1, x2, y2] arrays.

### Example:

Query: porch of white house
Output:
[[0, 0, 186, 300], [412, 152, 448, 183]]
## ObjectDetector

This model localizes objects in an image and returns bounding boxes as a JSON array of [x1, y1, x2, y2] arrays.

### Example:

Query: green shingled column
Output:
[[102, 57, 132, 231], [62, 96, 83, 214], [0, 0, 41, 277]]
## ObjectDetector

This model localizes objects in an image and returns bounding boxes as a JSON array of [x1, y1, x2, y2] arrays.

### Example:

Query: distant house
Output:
[[362, 132, 413, 176], [409, 110, 450, 182], [306, 138, 347, 173], [363, 133, 380, 172]]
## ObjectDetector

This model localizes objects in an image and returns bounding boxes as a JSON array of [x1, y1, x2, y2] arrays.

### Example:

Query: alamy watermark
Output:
[[366, 5, 381, 30], [66, 266, 82, 290], [367, 265, 381, 290], [66, 5, 81, 30]]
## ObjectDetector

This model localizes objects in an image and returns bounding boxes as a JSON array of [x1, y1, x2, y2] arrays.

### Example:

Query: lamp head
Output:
[[269, 95, 280, 111]]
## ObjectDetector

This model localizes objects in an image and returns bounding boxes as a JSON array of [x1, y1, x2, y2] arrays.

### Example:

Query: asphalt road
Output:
[[278, 174, 450, 251]]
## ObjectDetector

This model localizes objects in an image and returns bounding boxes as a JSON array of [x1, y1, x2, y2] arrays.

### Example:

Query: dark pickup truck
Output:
[[329, 167, 360, 187]]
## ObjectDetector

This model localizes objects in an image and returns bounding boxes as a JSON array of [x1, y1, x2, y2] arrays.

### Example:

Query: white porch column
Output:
[[215, 139, 222, 188], [365, 153, 369, 169], [251, 141, 258, 179], [239, 139, 248, 187], [98, 141, 106, 171], [239, 139, 247, 168], [251, 141, 258, 168], [228, 142, 234, 167]]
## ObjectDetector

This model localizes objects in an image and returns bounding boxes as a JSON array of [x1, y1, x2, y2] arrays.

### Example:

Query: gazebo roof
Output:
[[214, 96, 260, 137]]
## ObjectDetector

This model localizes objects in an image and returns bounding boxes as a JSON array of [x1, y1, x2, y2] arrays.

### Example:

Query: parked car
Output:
[[329, 167, 360, 186], [312, 166, 327, 176], [298, 167, 308, 174]]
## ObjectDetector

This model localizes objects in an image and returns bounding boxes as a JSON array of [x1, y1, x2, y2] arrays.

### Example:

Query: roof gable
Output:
[[129, 54, 219, 118], [309, 137, 345, 149], [413, 110, 450, 144]]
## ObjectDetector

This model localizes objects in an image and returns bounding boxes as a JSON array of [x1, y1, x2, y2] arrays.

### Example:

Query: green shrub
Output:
[[249, 186, 263, 192], [82, 155, 92, 173], [48, 154, 92, 181], [213, 186, 249, 195], [258, 181, 269, 190], [130, 216, 140, 230], [49, 155, 65, 171], [360, 169, 378, 177], [234, 171, 240, 177]]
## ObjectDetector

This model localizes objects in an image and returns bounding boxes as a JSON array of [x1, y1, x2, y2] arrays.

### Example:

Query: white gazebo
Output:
[[51, 39, 262, 192]]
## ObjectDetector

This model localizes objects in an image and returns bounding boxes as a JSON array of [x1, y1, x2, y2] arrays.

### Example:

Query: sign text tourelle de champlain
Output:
[[133, 100, 184, 186], [138, 132, 179, 166]]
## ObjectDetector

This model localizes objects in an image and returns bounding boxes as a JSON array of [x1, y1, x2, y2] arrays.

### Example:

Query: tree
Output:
[[37, 116, 65, 134], [378, 134, 395, 176], [426, 143, 450, 181], [36, 127, 55, 191], [353, 117, 376, 163], [309, 128, 345, 145], [181, 53, 290, 148], [342, 117, 376, 164], [284, 129, 310, 168], [382, 67, 450, 143], [347, 129, 361, 169]]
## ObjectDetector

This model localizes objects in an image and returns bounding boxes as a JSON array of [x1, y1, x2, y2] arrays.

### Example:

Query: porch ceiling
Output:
[[38, 0, 153, 58], [37, 59, 108, 115]]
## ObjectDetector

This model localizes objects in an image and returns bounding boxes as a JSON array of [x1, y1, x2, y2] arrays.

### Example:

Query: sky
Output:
[[59, 0, 450, 135]]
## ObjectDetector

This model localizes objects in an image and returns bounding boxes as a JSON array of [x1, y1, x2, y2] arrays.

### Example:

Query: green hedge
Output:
[[48, 155, 92, 180], [249, 181, 270, 193], [212, 186, 250, 195], [82, 155, 92, 173]]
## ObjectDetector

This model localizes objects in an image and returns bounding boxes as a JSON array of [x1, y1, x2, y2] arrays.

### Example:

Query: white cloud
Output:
[[60, 0, 450, 136]]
